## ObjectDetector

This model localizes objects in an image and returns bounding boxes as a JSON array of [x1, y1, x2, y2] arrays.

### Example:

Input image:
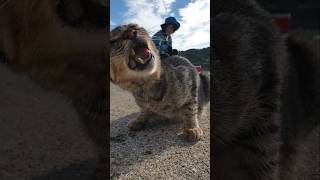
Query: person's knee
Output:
[[172, 49, 178, 55], [160, 54, 170, 59]]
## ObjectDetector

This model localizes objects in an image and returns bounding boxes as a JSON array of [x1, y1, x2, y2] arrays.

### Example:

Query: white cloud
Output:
[[154, 0, 176, 15], [122, 0, 210, 50], [122, 0, 176, 34], [110, 20, 116, 26], [173, 0, 210, 50], [110, 20, 116, 30]]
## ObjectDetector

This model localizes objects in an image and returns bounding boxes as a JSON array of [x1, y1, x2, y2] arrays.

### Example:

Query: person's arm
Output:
[[167, 36, 173, 55], [152, 32, 163, 50], [152, 32, 169, 56], [168, 36, 178, 55]]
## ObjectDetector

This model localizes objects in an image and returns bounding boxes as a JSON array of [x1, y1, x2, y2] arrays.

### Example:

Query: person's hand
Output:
[[172, 49, 178, 55], [160, 53, 170, 59]]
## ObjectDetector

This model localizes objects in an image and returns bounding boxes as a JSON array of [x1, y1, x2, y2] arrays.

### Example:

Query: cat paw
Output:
[[183, 127, 203, 141], [127, 119, 146, 131]]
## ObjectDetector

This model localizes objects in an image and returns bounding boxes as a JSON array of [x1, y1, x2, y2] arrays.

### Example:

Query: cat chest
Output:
[[135, 97, 176, 117]]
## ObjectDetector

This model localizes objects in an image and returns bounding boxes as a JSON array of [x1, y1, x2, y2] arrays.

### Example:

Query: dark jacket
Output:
[[152, 30, 173, 58]]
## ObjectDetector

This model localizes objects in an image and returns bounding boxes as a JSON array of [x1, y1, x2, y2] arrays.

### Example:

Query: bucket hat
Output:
[[161, 17, 180, 31]]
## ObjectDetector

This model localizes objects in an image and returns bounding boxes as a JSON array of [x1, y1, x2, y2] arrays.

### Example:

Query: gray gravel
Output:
[[0, 63, 210, 180], [110, 83, 210, 180], [0, 65, 97, 180]]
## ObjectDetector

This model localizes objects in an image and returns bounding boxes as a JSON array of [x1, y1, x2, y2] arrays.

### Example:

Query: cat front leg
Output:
[[128, 109, 151, 131], [180, 98, 203, 141]]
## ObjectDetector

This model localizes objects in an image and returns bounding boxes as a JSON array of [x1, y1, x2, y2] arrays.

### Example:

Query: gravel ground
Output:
[[110, 83, 210, 180], [0, 63, 211, 180], [0, 65, 97, 180]]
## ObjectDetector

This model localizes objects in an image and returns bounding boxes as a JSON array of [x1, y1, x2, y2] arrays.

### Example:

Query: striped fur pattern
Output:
[[213, 0, 320, 179], [0, 0, 107, 179], [110, 24, 210, 141]]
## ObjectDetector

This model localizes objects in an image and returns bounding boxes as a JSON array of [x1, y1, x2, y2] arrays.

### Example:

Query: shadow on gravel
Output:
[[31, 159, 97, 180], [110, 112, 198, 179]]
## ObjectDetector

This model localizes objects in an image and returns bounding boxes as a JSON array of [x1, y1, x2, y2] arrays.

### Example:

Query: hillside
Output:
[[179, 47, 210, 70]]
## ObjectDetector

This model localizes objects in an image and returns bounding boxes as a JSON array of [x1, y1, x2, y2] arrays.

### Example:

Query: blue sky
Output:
[[111, 0, 190, 29], [110, 0, 210, 50]]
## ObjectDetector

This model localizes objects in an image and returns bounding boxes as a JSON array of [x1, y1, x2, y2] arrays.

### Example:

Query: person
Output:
[[152, 17, 180, 59]]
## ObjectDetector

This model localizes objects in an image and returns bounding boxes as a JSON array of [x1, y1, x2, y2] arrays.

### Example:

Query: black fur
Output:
[[56, 0, 107, 29], [199, 73, 210, 108], [213, 0, 320, 179]]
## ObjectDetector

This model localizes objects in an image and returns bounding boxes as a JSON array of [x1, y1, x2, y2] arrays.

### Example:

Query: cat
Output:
[[213, 0, 320, 179], [0, 0, 108, 179], [110, 24, 210, 141]]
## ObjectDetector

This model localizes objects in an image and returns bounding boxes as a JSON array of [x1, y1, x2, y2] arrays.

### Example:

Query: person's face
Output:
[[165, 24, 175, 35]]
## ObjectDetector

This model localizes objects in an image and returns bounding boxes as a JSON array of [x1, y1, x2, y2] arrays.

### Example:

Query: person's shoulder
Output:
[[153, 30, 164, 37]]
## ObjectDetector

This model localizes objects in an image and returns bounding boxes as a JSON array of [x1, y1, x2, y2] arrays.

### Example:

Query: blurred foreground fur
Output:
[[213, 0, 320, 179], [110, 24, 210, 141], [0, 0, 108, 179]]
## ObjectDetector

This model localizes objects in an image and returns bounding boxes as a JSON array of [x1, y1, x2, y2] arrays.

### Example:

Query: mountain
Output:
[[179, 47, 210, 70]]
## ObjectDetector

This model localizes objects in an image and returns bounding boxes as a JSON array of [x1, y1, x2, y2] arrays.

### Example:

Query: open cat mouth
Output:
[[128, 47, 154, 70]]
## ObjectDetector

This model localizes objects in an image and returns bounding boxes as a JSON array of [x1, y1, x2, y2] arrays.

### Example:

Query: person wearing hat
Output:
[[152, 17, 180, 59]]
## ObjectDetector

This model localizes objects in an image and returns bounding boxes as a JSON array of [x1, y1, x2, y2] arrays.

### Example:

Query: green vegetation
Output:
[[179, 47, 210, 70]]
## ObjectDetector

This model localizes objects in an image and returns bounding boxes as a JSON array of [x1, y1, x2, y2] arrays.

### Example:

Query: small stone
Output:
[[143, 150, 152, 155], [192, 168, 198, 172]]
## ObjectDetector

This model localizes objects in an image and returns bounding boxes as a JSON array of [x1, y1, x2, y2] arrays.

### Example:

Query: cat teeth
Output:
[[131, 49, 136, 56], [136, 57, 145, 64]]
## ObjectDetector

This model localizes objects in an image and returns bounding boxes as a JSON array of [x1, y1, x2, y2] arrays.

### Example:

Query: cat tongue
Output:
[[134, 48, 151, 64], [142, 48, 151, 60]]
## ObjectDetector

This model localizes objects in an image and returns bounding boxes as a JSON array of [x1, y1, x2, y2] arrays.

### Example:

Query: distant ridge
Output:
[[179, 47, 210, 70]]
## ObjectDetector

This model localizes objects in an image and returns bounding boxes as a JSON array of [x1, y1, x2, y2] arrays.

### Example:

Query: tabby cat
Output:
[[110, 24, 210, 141], [0, 0, 108, 179], [213, 0, 320, 179]]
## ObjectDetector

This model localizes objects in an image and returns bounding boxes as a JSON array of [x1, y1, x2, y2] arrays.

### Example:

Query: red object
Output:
[[143, 48, 150, 59], [195, 66, 202, 73], [272, 14, 291, 33]]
